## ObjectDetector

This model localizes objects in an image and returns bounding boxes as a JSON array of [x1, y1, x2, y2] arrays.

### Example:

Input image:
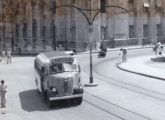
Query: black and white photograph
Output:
[[0, 0, 165, 120]]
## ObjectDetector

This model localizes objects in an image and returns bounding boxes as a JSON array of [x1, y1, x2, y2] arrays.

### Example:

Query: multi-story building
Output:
[[0, 0, 164, 53]]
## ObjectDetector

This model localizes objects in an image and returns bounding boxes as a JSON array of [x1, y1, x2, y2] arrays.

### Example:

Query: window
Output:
[[156, 0, 161, 7], [157, 24, 161, 36], [51, 21, 56, 38], [16, 4, 19, 15], [23, 4, 26, 14], [129, 25, 135, 38], [52, 1, 56, 14], [32, 19, 37, 38], [50, 64, 63, 74], [143, 0, 150, 12], [16, 23, 19, 38], [42, 26, 46, 38], [31, 0, 36, 9], [34, 59, 44, 74], [143, 0, 150, 7], [101, 26, 107, 40], [129, 0, 134, 11], [23, 23, 27, 39], [143, 24, 149, 37], [50, 63, 78, 74]]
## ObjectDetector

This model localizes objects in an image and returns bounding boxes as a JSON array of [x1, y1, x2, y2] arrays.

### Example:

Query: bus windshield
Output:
[[49, 63, 78, 74]]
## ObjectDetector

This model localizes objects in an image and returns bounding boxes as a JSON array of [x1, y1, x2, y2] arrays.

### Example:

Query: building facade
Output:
[[0, 0, 164, 53]]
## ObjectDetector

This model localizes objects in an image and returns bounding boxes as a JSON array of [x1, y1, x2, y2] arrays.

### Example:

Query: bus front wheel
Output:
[[76, 97, 82, 105], [46, 92, 53, 108]]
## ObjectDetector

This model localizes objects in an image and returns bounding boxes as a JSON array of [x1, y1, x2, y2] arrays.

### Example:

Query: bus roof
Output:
[[36, 51, 73, 64], [41, 51, 71, 58]]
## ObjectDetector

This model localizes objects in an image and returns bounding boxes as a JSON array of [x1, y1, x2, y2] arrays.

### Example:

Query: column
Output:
[[161, 0, 165, 37], [27, 2, 33, 51], [149, 0, 157, 43], [135, 0, 143, 45]]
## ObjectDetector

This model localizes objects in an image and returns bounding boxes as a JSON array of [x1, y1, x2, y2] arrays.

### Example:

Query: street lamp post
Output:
[[84, 24, 98, 87], [85, 24, 98, 86], [89, 25, 93, 84], [55, 2, 128, 87]]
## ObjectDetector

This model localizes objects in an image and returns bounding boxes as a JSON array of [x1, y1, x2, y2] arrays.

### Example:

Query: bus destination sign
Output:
[[51, 57, 73, 63]]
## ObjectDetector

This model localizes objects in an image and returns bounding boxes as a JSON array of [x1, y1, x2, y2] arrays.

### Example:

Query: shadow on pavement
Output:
[[19, 89, 79, 112]]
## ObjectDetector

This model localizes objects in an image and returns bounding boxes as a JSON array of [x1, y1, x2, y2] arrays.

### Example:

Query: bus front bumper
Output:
[[49, 94, 83, 101]]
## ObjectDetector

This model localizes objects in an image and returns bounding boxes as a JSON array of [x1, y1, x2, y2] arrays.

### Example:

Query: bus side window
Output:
[[41, 67, 45, 74]]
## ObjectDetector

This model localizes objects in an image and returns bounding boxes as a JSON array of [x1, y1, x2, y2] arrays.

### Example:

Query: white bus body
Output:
[[34, 51, 83, 107]]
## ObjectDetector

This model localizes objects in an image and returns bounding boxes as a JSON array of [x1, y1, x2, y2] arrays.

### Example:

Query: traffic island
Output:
[[151, 56, 165, 62], [116, 55, 165, 81]]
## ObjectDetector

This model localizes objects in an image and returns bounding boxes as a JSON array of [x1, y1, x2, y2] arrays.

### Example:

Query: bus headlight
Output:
[[52, 87, 57, 92], [49, 87, 57, 94], [79, 85, 83, 90], [74, 84, 83, 89], [73, 84, 83, 94]]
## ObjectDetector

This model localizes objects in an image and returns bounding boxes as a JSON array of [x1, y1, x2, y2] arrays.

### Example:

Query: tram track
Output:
[[79, 49, 165, 120], [92, 53, 165, 102], [83, 91, 152, 120]]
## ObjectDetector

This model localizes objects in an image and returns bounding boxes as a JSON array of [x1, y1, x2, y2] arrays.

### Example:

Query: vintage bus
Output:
[[34, 51, 83, 107]]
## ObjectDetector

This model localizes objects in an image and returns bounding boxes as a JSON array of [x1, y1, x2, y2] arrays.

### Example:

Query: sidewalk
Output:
[[79, 44, 153, 55], [117, 54, 165, 81]]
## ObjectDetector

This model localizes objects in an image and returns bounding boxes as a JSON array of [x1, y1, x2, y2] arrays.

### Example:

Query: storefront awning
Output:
[[143, 0, 150, 7]]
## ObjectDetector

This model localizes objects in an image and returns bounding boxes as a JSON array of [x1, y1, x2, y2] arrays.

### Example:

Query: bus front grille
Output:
[[56, 78, 73, 96]]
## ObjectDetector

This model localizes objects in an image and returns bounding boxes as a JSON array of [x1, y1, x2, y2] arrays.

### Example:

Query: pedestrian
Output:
[[122, 49, 127, 62], [153, 44, 158, 55], [96, 41, 100, 51], [156, 42, 161, 56], [159, 46, 163, 56], [6, 50, 12, 64], [72, 49, 76, 55], [0, 80, 7, 108], [0, 50, 6, 62], [142, 38, 146, 47], [59, 44, 63, 51], [117, 48, 123, 64]]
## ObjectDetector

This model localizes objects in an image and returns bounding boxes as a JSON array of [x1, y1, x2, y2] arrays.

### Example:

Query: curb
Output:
[[116, 63, 165, 81], [77, 46, 153, 55]]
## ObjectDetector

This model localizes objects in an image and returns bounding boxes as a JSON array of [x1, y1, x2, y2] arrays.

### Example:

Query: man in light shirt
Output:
[[6, 50, 12, 64], [0, 80, 7, 108], [0, 50, 6, 62]]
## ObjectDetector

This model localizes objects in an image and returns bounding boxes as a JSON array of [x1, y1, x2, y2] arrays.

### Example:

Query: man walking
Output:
[[0, 80, 7, 108], [6, 50, 12, 64]]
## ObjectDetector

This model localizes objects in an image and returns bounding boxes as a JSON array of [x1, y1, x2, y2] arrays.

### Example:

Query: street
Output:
[[0, 48, 165, 120]]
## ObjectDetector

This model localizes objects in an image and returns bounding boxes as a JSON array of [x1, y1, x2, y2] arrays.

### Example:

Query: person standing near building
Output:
[[153, 43, 158, 55], [0, 80, 7, 108], [6, 50, 12, 64], [122, 49, 127, 62], [117, 48, 123, 64], [96, 41, 101, 51], [157, 42, 161, 56], [159, 46, 163, 56], [0, 50, 6, 62]]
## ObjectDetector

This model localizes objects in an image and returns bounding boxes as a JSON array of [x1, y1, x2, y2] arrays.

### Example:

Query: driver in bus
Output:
[[50, 64, 63, 73]]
